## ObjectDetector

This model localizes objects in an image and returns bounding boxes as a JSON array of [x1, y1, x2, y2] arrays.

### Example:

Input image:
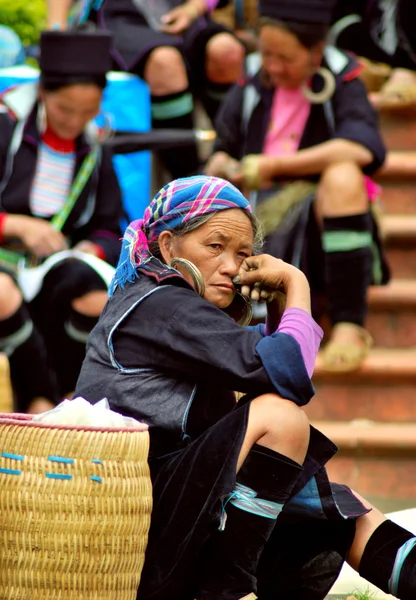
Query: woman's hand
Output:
[[233, 254, 311, 314], [73, 240, 102, 256], [3, 215, 68, 258], [160, 1, 202, 35], [240, 154, 279, 189]]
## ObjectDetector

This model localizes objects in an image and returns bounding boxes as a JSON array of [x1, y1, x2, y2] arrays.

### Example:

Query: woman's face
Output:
[[160, 209, 254, 309], [259, 24, 323, 89], [40, 83, 102, 140]]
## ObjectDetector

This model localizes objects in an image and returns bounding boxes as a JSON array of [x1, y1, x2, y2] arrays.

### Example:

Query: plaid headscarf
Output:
[[109, 175, 252, 297]]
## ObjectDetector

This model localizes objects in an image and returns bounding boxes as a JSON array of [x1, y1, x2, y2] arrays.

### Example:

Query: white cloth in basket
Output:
[[32, 396, 145, 428]]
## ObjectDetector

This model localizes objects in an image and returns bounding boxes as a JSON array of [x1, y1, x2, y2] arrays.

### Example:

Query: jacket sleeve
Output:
[[113, 285, 315, 407], [77, 146, 123, 266], [0, 111, 16, 209], [213, 82, 246, 160], [332, 76, 386, 173]]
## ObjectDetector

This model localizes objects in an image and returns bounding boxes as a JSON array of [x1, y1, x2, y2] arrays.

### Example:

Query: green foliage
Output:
[[345, 589, 376, 600], [0, 0, 46, 46]]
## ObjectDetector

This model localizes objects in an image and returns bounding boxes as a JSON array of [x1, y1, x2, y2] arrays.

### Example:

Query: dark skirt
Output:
[[98, 0, 231, 75], [138, 399, 368, 600], [254, 187, 390, 287]]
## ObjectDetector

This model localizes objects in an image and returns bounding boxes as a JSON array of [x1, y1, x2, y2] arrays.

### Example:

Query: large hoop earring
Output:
[[236, 292, 253, 327], [301, 67, 336, 104], [170, 258, 205, 297], [223, 291, 253, 326]]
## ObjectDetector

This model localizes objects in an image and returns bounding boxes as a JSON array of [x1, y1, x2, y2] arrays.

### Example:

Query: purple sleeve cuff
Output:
[[277, 308, 323, 378]]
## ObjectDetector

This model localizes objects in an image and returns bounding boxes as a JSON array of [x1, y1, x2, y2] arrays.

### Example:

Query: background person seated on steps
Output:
[[47, 0, 246, 180], [205, 0, 390, 373], [0, 30, 122, 414], [331, 0, 416, 111]]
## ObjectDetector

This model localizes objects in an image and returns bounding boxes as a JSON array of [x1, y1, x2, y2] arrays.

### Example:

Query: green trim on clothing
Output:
[[322, 230, 373, 253], [151, 93, 194, 120]]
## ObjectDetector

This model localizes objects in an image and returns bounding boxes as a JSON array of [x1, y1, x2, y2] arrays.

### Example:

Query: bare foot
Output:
[[371, 68, 416, 111]]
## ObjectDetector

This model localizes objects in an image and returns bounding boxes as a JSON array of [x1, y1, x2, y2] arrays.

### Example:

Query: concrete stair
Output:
[[310, 113, 416, 507]]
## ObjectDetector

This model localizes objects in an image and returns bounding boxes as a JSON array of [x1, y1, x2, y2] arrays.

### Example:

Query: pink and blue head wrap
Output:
[[109, 175, 252, 297]]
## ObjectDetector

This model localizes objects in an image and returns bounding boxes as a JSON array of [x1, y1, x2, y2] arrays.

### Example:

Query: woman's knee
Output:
[[246, 394, 310, 464], [71, 290, 107, 317], [0, 273, 22, 318], [317, 161, 368, 216], [144, 46, 189, 95], [205, 33, 244, 83]]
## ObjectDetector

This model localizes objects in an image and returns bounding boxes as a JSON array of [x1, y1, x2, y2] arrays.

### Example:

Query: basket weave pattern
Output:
[[0, 414, 152, 599]]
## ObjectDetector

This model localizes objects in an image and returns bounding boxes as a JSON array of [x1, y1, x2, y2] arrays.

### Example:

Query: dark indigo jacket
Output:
[[0, 104, 123, 266], [75, 258, 315, 459], [214, 48, 386, 176]]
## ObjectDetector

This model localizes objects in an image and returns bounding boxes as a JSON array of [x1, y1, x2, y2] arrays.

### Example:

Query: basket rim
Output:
[[0, 413, 148, 433]]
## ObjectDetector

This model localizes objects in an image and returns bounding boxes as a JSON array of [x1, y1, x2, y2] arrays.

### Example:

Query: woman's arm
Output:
[[46, 0, 73, 29], [246, 138, 373, 183], [2, 214, 68, 256], [113, 260, 318, 406], [73, 148, 123, 266], [160, 0, 219, 34]]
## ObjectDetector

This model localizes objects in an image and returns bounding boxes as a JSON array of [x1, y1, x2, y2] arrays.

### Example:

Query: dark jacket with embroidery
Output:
[[0, 101, 123, 266], [75, 258, 316, 459], [214, 47, 386, 176]]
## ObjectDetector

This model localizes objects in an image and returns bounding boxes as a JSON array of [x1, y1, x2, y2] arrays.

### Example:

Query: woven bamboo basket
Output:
[[0, 354, 13, 413], [0, 413, 153, 600]]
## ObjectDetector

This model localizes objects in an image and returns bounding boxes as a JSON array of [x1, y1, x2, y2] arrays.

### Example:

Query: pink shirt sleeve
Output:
[[204, 0, 220, 11], [275, 308, 323, 378]]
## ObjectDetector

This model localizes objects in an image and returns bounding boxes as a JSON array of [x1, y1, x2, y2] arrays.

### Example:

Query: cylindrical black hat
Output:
[[39, 31, 113, 76], [259, 0, 337, 24]]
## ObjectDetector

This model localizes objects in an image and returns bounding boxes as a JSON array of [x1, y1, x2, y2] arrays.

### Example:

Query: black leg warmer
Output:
[[323, 213, 373, 326], [359, 519, 416, 599], [197, 444, 302, 600]]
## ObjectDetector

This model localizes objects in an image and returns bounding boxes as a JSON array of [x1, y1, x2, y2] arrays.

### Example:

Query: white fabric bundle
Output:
[[32, 397, 145, 429]]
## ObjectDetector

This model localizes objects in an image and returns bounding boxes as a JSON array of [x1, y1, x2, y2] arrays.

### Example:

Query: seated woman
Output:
[[94, 0, 245, 178], [332, 0, 416, 110], [205, 0, 389, 372], [75, 175, 416, 600], [0, 30, 123, 413]]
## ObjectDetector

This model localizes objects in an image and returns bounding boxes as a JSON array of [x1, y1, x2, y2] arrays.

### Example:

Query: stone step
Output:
[[320, 280, 416, 347], [307, 348, 416, 423], [379, 183, 416, 215], [367, 280, 416, 347], [380, 215, 416, 278], [379, 111, 416, 151], [311, 420, 416, 502], [377, 150, 416, 181]]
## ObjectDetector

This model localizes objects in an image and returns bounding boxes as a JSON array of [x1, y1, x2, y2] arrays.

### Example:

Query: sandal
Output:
[[321, 322, 373, 373], [370, 68, 416, 111]]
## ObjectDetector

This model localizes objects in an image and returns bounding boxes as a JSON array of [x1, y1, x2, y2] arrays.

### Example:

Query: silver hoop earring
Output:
[[223, 291, 253, 326], [236, 292, 253, 327], [171, 258, 205, 297], [301, 67, 336, 104]]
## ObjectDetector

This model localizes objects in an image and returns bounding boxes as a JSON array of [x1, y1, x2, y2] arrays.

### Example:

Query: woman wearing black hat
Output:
[[206, 0, 389, 374], [0, 30, 122, 414]]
